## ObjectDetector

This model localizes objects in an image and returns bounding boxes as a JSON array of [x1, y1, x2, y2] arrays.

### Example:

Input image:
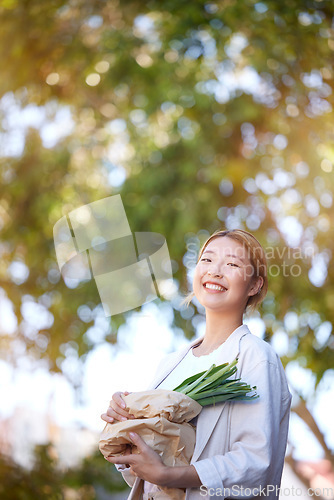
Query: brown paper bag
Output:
[[99, 390, 202, 500]]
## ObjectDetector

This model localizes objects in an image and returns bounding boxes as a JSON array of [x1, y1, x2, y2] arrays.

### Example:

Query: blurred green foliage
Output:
[[0, 444, 129, 499]]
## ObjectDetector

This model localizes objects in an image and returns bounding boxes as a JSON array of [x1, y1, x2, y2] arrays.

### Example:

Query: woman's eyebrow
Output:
[[225, 253, 246, 263], [202, 250, 246, 263]]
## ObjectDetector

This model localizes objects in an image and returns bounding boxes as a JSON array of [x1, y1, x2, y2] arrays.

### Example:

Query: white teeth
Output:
[[204, 283, 226, 291]]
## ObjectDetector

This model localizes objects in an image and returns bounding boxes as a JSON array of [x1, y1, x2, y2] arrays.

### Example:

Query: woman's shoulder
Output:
[[240, 330, 282, 367], [240, 330, 291, 400]]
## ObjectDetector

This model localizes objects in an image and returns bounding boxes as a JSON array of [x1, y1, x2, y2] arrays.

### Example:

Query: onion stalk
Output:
[[173, 358, 258, 406]]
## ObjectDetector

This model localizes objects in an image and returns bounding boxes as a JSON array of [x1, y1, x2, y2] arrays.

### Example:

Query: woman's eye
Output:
[[227, 262, 239, 268], [200, 258, 211, 262]]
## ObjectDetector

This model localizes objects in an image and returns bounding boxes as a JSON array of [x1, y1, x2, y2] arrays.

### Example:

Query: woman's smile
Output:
[[203, 282, 228, 293]]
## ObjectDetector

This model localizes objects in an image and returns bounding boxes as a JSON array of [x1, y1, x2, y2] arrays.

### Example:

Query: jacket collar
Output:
[[189, 323, 250, 351]]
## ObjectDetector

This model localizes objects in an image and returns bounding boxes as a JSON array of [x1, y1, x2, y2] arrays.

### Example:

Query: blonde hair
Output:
[[183, 229, 268, 313]]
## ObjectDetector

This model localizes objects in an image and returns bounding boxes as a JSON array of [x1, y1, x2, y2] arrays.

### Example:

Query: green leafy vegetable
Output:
[[173, 358, 258, 407]]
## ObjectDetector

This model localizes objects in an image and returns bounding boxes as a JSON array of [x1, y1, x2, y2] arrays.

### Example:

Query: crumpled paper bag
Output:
[[99, 390, 203, 499]]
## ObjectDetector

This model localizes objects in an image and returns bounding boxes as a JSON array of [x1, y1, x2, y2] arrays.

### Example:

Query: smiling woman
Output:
[[101, 229, 291, 500]]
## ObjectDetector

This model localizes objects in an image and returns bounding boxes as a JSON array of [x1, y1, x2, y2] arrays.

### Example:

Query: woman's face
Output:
[[193, 237, 262, 314]]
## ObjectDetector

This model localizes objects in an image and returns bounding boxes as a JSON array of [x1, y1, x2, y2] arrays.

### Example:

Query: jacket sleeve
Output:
[[192, 359, 291, 493]]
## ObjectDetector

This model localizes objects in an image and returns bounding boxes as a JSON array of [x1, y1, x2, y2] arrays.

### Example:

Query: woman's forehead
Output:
[[204, 237, 244, 252], [203, 237, 249, 261]]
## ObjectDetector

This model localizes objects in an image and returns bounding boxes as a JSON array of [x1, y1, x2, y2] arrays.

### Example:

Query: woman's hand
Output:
[[101, 391, 135, 423], [106, 432, 202, 488], [106, 433, 202, 488], [105, 432, 167, 484]]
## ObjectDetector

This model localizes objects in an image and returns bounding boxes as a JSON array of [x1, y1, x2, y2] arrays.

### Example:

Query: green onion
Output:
[[173, 358, 258, 407]]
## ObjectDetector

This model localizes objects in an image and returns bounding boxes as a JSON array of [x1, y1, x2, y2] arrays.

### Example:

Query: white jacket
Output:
[[119, 324, 292, 499]]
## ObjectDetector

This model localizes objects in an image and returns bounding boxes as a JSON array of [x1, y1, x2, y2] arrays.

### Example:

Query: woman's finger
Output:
[[107, 403, 131, 421], [124, 444, 132, 456], [100, 412, 114, 423], [112, 391, 130, 409], [101, 392, 135, 423], [108, 403, 127, 417], [110, 392, 135, 419], [100, 391, 135, 423]]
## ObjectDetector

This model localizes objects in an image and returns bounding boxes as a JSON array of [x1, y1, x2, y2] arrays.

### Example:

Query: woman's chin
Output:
[[195, 294, 245, 314], [196, 296, 230, 311]]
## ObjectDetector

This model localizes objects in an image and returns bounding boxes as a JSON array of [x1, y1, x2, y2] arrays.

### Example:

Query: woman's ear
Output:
[[248, 276, 264, 296]]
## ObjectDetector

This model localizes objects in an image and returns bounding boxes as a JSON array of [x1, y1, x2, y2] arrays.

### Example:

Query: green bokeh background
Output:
[[0, 0, 333, 497]]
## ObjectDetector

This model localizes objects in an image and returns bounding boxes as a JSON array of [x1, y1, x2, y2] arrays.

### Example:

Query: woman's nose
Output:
[[208, 270, 222, 278]]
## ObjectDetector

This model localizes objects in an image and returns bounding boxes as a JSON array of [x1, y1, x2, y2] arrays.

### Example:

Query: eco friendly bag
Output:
[[99, 390, 202, 500]]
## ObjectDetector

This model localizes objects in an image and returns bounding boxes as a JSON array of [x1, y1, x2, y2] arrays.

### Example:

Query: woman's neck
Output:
[[194, 310, 243, 355]]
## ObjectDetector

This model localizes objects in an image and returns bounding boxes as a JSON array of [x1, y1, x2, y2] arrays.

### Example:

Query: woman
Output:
[[101, 229, 292, 499]]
